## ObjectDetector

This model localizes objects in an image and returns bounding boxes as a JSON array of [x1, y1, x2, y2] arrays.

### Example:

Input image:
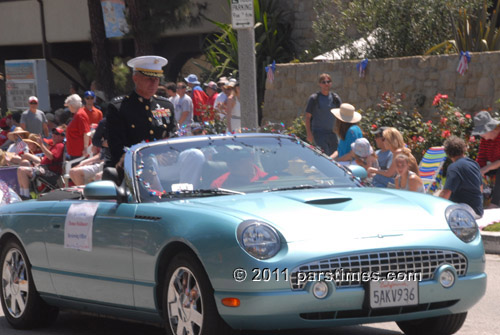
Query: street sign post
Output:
[[231, 0, 254, 29], [231, 0, 258, 130]]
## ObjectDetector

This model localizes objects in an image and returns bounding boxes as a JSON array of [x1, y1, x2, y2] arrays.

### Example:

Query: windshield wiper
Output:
[[160, 188, 245, 198], [265, 185, 320, 192], [203, 188, 246, 195]]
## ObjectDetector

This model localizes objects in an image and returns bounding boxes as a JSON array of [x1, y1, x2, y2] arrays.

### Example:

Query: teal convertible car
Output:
[[0, 134, 486, 335]]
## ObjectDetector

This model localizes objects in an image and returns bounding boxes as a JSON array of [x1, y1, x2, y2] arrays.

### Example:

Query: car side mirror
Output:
[[84, 180, 128, 203], [347, 165, 368, 180]]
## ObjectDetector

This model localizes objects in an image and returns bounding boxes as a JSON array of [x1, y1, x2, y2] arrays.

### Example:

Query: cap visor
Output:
[[138, 70, 164, 78]]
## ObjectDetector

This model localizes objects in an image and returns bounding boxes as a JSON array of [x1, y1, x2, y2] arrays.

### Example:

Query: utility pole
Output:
[[231, 0, 258, 130]]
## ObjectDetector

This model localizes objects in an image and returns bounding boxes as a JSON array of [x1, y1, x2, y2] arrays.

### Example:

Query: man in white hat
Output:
[[184, 74, 208, 122], [106, 56, 176, 168], [20, 96, 49, 137]]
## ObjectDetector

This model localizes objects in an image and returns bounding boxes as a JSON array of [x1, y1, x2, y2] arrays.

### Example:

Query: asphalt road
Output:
[[1, 254, 499, 335]]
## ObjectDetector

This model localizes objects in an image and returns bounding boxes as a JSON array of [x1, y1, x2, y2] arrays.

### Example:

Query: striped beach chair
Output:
[[418, 146, 447, 193]]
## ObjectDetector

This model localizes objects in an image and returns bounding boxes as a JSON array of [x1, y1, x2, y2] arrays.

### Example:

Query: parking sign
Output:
[[231, 0, 254, 29]]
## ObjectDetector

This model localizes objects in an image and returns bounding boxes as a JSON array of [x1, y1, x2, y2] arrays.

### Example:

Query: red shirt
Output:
[[476, 134, 500, 167], [66, 110, 90, 157], [211, 164, 278, 188], [41, 142, 64, 174], [191, 87, 209, 118], [203, 93, 219, 121], [83, 106, 103, 126]]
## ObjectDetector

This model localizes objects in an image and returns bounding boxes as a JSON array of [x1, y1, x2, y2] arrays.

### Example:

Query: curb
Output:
[[481, 231, 500, 255]]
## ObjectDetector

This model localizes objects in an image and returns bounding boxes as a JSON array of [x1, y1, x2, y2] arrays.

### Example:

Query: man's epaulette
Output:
[[110, 95, 127, 108], [153, 95, 170, 102]]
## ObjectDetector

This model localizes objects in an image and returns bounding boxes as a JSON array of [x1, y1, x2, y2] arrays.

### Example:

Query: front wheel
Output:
[[163, 252, 232, 335], [0, 239, 59, 329], [396, 312, 467, 335]]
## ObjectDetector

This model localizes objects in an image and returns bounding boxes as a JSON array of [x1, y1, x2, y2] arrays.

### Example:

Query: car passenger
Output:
[[211, 149, 277, 188]]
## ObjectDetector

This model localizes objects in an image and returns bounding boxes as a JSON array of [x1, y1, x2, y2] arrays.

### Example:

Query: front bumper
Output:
[[215, 272, 486, 330]]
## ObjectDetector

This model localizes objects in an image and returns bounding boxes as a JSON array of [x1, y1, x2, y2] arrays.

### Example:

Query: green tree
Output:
[[312, 0, 485, 59], [202, 0, 295, 123], [426, 0, 500, 54]]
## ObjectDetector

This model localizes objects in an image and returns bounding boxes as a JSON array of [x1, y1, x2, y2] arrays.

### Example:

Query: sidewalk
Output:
[[478, 208, 500, 254], [482, 231, 500, 254]]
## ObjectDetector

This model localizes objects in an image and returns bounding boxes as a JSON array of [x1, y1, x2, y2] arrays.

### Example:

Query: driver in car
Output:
[[211, 148, 277, 188]]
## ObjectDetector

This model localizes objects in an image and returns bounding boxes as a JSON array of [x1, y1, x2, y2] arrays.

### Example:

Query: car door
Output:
[[44, 200, 137, 307]]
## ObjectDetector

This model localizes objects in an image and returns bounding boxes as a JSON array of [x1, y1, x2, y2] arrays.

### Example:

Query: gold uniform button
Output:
[[163, 124, 167, 128], [145, 105, 149, 110], [131, 124, 135, 128], [150, 130, 154, 135], [148, 117, 152, 122]]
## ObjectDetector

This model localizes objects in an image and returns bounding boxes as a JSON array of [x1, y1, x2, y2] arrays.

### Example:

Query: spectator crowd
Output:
[[0, 59, 498, 219]]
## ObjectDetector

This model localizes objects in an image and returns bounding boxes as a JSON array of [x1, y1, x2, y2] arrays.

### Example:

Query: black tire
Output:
[[396, 312, 467, 335], [163, 252, 233, 335], [0, 238, 59, 329]]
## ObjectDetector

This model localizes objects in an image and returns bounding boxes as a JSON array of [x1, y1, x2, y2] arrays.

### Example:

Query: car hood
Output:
[[188, 187, 453, 243]]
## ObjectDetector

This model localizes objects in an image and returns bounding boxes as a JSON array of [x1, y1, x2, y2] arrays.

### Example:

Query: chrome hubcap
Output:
[[168, 267, 203, 335], [2, 248, 29, 318]]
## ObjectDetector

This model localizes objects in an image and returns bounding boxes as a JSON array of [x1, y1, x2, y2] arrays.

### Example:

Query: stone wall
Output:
[[262, 52, 500, 126]]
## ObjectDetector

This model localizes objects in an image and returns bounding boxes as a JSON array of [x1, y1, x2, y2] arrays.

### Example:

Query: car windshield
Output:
[[133, 136, 360, 202]]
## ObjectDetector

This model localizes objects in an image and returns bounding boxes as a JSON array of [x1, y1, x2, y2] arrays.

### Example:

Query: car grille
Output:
[[290, 249, 467, 290]]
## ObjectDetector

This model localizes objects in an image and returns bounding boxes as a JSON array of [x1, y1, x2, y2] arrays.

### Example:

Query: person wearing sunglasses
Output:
[[304, 73, 342, 156], [370, 125, 394, 188], [82, 91, 103, 126], [20, 96, 49, 138], [173, 82, 193, 127]]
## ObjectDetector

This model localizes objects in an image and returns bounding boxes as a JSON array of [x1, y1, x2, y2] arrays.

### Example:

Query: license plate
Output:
[[369, 280, 418, 308]]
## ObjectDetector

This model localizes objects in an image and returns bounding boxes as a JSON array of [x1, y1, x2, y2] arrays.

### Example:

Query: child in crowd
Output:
[[352, 138, 379, 170]]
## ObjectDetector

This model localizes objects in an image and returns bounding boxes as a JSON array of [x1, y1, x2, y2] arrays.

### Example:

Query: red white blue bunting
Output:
[[457, 51, 471, 76]]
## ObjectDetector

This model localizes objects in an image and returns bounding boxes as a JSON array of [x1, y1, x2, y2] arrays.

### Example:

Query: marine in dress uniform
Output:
[[106, 56, 176, 168]]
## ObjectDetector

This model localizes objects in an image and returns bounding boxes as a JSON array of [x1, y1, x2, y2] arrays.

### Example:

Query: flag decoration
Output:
[[356, 59, 368, 78], [14, 138, 26, 154], [0, 181, 11, 204], [265, 60, 276, 83], [456, 51, 471, 76]]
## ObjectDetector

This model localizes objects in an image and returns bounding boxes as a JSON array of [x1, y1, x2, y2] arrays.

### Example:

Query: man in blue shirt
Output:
[[439, 136, 483, 217], [305, 73, 342, 156]]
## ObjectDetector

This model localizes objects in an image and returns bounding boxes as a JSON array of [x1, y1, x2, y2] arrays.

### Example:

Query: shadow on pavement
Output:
[[1, 312, 403, 335]]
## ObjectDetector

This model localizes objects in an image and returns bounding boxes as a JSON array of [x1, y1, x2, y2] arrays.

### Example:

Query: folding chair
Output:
[[30, 166, 65, 198], [62, 143, 93, 187], [418, 146, 447, 194]]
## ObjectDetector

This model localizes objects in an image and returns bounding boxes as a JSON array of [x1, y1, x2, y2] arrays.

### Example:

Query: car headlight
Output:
[[237, 220, 281, 259], [445, 204, 478, 243]]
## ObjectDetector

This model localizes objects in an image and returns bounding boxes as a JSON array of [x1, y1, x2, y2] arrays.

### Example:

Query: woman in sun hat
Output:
[[330, 103, 363, 162], [225, 80, 241, 133], [6, 127, 29, 154], [472, 110, 500, 208]]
